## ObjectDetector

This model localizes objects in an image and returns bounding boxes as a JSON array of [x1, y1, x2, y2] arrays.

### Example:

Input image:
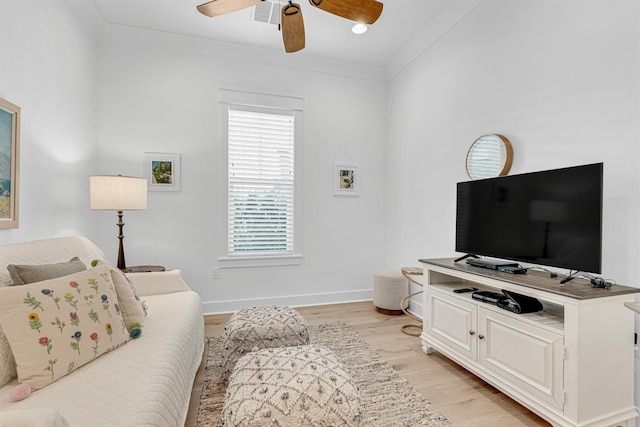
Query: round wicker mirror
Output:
[[466, 134, 513, 180]]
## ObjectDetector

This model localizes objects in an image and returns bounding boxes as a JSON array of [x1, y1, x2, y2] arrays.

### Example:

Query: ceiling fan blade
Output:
[[197, 0, 262, 17], [281, 3, 305, 53], [308, 0, 383, 25]]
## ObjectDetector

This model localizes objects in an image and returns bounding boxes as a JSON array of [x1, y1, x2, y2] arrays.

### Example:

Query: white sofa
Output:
[[0, 236, 204, 427]]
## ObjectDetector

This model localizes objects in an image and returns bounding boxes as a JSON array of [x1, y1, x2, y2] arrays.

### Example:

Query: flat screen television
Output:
[[455, 163, 603, 273]]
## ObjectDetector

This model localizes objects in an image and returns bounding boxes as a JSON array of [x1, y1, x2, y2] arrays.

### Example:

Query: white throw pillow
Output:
[[0, 265, 130, 390], [125, 269, 191, 296]]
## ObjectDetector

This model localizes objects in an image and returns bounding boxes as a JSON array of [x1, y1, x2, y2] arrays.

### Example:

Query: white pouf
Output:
[[222, 344, 362, 426], [221, 305, 310, 380], [373, 269, 408, 315]]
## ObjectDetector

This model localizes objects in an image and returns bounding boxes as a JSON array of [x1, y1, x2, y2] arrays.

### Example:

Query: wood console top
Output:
[[420, 258, 640, 300]]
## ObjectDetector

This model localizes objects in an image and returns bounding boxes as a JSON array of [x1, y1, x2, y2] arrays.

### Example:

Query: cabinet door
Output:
[[478, 307, 564, 410], [427, 289, 477, 360]]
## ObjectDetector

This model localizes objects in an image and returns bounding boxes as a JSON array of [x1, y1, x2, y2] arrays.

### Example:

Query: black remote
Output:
[[453, 287, 478, 293]]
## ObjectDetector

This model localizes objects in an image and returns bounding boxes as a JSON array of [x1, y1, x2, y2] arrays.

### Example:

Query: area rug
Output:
[[194, 323, 451, 426]]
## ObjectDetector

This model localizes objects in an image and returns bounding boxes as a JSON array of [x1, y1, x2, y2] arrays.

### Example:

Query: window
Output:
[[228, 107, 294, 255], [219, 90, 302, 267]]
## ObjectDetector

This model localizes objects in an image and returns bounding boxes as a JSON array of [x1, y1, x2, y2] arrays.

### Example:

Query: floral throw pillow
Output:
[[0, 265, 129, 390], [109, 267, 147, 329], [0, 324, 17, 387]]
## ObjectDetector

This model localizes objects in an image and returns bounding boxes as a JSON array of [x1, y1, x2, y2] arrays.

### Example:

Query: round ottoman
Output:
[[373, 269, 408, 315], [221, 305, 310, 380], [222, 344, 362, 426]]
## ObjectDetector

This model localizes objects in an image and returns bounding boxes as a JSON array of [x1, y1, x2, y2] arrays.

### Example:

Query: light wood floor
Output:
[[186, 301, 550, 426]]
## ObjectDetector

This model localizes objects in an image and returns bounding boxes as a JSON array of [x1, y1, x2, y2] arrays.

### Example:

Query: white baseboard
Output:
[[202, 289, 426, 318], [202, 289, 373, 314], [406, 298, 424, 320]]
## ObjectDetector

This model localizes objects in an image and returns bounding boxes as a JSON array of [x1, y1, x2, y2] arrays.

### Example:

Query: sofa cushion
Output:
[[0, 265, 130, 390], [0, 408, 70, 427], [7, 257, 86, 286]]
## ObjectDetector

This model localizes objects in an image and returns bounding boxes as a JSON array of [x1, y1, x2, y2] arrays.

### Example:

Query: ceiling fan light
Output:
[[352, 23, 368, 34]]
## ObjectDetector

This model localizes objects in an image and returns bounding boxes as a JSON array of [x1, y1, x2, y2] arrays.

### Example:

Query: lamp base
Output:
[[116, 210, 126, 270]]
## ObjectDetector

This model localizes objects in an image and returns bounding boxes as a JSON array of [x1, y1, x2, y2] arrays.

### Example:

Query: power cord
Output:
[[560, 271, 615, 288]]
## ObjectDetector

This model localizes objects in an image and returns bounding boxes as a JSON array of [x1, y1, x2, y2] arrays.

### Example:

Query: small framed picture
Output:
[[333, 164, 359, 196], [143, 152, 181, 192], [0, 97, 20, 229]]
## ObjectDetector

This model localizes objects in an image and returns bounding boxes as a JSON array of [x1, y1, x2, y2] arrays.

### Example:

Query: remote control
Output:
[[453, 287, 478, 293]]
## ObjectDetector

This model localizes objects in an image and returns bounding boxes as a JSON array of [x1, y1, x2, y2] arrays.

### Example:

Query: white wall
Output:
[[93, 36, 389, 313], [387, 0, 639, 283], [386, 0, 640, 416], [1, 0, 638, 318], [2, 0, 640, 419], [0, 0, 98, 244], [0, 1, 388, 314]]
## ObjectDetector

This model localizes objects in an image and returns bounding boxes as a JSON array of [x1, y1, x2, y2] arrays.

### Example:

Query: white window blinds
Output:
[[227, 107, 295, 256]]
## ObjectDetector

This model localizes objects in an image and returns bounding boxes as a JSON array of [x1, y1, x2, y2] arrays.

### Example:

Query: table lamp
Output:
[[90, 175, 147, 270]]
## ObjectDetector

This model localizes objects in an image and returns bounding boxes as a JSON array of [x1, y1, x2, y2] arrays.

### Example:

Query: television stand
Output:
[[419, 257, 639, 427]]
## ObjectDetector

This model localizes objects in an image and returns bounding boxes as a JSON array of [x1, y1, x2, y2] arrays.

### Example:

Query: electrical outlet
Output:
[[212, 267, 221, 279]]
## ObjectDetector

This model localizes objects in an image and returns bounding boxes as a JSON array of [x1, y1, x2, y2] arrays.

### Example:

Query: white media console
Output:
[[420, 258, 639, 427]]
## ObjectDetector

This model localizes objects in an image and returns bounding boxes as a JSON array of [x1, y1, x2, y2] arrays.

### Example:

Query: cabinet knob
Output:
[[479, 335, 485, 340], [469, 331, 475, 336]]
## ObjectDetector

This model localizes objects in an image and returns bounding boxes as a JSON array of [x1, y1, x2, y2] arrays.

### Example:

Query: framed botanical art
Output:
[[333, 163, 359, 196], [143, 152, 181, 192], [0, 97, 20, 229]]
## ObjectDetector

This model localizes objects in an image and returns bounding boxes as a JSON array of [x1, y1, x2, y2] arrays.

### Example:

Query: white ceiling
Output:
[[73, 0, 451, 67]]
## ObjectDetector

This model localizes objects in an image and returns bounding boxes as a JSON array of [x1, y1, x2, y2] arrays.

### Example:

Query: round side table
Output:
[[400, 267, 424, 336]]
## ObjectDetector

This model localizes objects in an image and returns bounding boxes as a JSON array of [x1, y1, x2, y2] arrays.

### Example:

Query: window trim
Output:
[[218, 89, 303, 268]]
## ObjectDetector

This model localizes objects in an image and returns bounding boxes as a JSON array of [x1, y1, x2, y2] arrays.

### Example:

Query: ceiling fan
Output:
[[196, 0, 384, 53]]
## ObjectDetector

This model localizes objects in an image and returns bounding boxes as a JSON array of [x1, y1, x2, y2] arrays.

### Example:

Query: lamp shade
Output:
[[90, 175, 147, 211]]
